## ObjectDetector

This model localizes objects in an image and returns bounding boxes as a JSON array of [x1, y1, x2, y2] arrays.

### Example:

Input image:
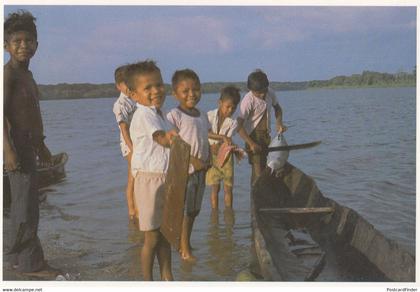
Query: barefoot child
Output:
[[206, 86, 241, 209], [167, 69, 218, 262], [4, 10, 58, 277], [112, 64, 138, 222], [237, 69, 287, 186], [128, 60, 177, 280]]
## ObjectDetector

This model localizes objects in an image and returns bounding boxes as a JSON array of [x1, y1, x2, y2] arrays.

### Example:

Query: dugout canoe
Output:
[[251, 162, 415, 282], [3, 152, 69, 207]]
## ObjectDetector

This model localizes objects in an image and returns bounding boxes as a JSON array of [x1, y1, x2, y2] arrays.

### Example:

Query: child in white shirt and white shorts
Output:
[[127, 60, 177, 281]]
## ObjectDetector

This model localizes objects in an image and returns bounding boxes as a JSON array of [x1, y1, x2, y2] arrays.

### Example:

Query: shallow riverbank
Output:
[[3, 87, 415, 282]]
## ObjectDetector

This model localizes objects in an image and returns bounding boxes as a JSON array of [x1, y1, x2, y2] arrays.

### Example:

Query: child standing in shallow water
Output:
[[128, 60, 177, 281], [206, 86, 241, 209], [167, 69, 220, 262], [112, 64, 138, 222]]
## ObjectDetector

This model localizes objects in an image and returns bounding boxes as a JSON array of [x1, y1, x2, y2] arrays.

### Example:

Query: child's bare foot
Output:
[[179, 250, 196, 263], [161, 274, 174, 281], [21, 263, 61, 279]]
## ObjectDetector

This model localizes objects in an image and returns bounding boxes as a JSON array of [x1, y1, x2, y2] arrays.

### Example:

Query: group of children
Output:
[[3, 9, 286, 280], [113, 60, 287, 280]]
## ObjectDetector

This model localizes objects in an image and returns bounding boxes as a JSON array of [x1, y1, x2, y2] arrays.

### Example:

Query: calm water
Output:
[[35, 87, 415, 280]]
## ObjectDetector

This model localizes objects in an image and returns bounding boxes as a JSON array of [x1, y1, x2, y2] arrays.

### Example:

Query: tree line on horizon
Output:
[[38, 69, 416, 100]]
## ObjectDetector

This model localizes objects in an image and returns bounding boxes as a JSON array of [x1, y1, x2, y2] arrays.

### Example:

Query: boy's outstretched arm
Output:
[[273, 104, 287, 133], [237, 118, 261, 154], [208, 131, 231, 145], [119, 122, 133, 152], [189, 155, 210, 172]]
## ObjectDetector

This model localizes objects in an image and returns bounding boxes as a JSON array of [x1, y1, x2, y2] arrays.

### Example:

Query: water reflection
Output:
[[126, 222, 142, 279], [206, 208, 237, 279], [19, 88, 413, 281]]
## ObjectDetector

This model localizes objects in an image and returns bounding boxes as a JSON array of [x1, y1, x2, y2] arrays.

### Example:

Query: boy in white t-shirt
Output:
[[237, 69, 287, 186], [167, 69, 227, 262], [112, 64, 138, 222], [128, 60, 177, 281]]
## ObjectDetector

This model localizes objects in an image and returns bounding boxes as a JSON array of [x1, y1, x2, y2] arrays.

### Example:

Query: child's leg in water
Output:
[[251, 158, 264, 186], [141, 230, 159, 280], [156, 232, 173, 280], [179, 213, 198, 262], [224, 184, 233, 208], [210, 184, 220, 209], [126, 153, 137, 221]]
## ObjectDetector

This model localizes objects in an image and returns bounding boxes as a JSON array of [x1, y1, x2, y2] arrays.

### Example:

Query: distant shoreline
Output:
[[38, 70, 416, 101]]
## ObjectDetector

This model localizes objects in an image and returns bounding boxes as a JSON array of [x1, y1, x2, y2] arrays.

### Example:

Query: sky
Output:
[[3, 5, 417, 85]]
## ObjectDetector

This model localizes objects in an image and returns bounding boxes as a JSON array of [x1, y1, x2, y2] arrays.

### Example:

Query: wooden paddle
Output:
[[266, 140, 322, 152], [246, 140, 322, 154]]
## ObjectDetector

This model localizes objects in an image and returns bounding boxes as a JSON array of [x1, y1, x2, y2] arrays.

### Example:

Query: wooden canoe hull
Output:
[[3, 152, 69, 207], [251, 163, 415, 282]]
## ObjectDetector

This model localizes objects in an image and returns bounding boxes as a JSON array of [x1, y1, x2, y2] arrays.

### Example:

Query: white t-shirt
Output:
[[207, 108, 238, 145], [130, 103, 172, 176], [238, 88, 279, 134], [167, 107, 211, 174], [112, 92, 137, 156]]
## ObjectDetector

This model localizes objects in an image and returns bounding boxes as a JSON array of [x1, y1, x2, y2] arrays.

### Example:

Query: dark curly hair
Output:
[[247, 69, 269, 92], [171, 69, 201, 90], [114, 64, 130, 84], [4, 10, 37, 42], [220, 85, 241, 105], [125, 60, 162, 91]]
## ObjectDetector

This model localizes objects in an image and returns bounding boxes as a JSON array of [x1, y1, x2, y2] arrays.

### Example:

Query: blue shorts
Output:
[[184, 170, 206, 216]]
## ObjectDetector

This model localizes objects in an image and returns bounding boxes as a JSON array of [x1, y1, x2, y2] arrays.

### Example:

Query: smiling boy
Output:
[[127, 60, 177, 280], [167, 69, 215, 262]]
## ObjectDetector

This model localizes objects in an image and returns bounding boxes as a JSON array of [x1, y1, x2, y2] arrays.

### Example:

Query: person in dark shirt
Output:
[[4, 10, 58, 277]]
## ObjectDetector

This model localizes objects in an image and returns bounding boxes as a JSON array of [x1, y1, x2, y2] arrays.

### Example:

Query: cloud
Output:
[[11, 6, 414, 84], [31, 13, 237, 83], [81, 15, 234, 56], [251, 7, 416, 49]]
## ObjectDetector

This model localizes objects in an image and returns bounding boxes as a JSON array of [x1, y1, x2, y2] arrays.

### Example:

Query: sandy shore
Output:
[[3, 209, 83, 281]]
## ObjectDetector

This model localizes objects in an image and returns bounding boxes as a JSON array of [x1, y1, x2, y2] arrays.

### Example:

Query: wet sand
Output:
[[3, 208, 84, 281]]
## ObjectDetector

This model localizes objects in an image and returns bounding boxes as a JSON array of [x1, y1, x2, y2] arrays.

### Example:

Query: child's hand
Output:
[[190, 156, 208, 172], [222, 136, 232, 145], [38, 144, 53, 168], [276, 122, 287, 133], [166, 129, 179, 145]]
